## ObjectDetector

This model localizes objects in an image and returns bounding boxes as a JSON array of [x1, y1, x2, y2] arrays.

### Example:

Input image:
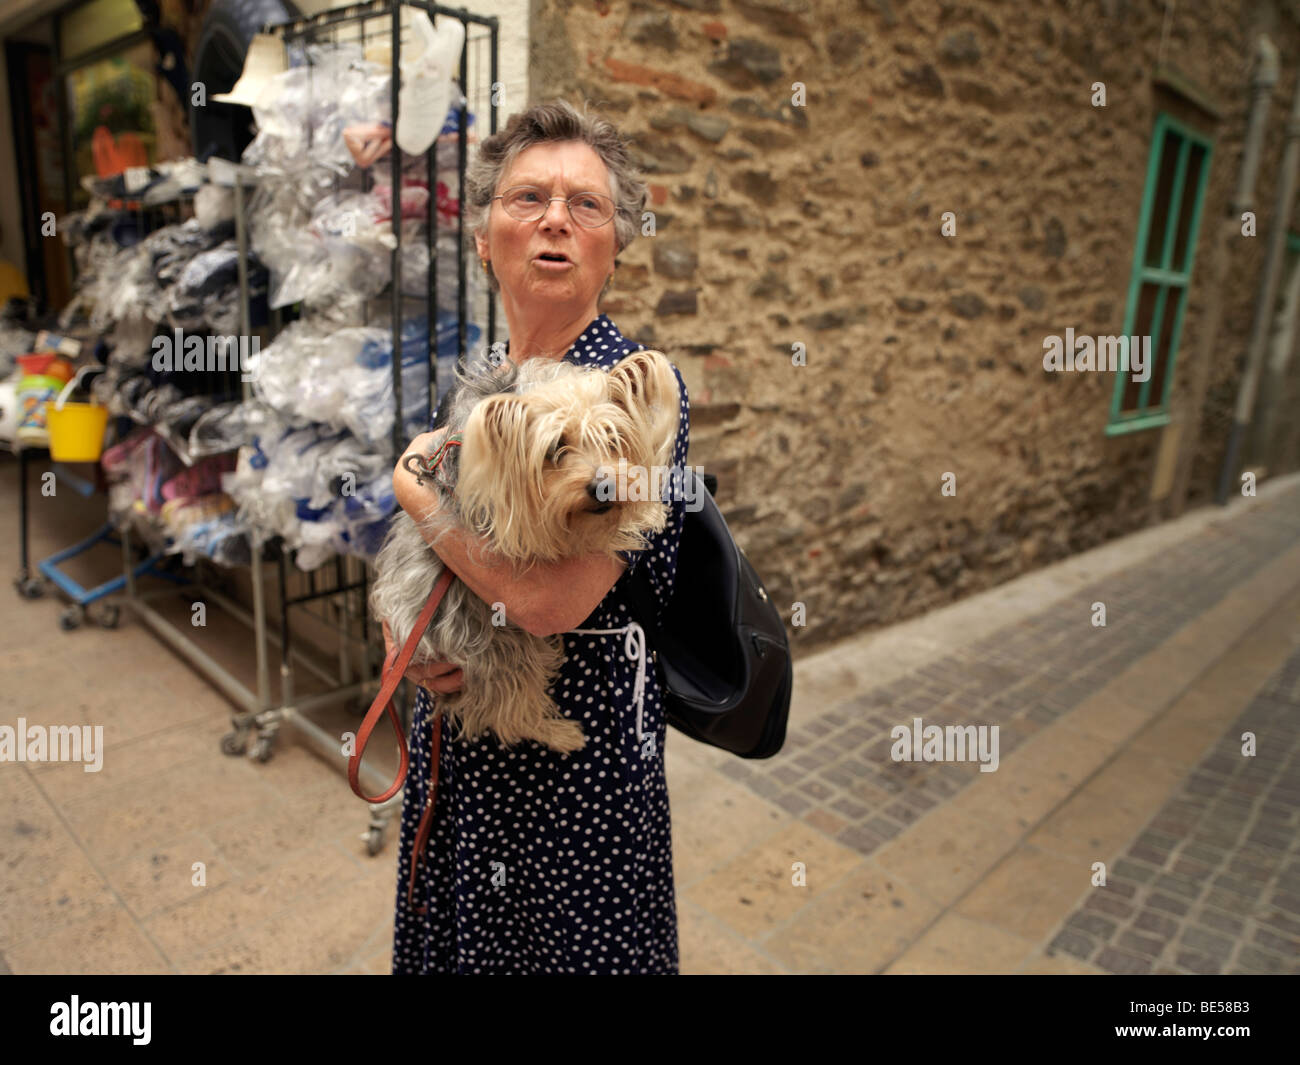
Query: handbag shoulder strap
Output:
[[622, 469, 717, 638], [622, 562, 662, 638]]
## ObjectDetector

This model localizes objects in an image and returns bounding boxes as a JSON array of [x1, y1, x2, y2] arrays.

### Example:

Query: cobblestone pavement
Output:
[[1049, 646, 1300, 976]]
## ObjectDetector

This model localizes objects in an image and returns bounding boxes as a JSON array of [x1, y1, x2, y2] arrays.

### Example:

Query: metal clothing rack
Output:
[[267, 0, 502, 457], [118, 0, 500, 856]]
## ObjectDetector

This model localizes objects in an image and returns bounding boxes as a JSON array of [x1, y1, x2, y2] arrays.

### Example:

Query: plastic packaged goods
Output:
[[399, 229, 486, 310], [194, 520, 250, 565], [159, 452, 237, 502], [54, 217, 244, 332], [161, 494, 237, 528], [106, 373, 152, 419], [139, 157, 208, 207], [104, 314, 158, 370], [305, 433, 390, 509], [242, 65, 313, 173], [126, 381, 185, 425], [188, 400, 283, 458], [63, 41, 490, 571], [69, 241, 139, 330], [194, 184, 235, 229], [308, 191, 398, 307], [434, 310, 482, 405], [250, 318, 439, 444], [221, 438, 283, 541], [434, 176, 461, 227], [336, 335, 430, 446], [166, 499, 252, 567], [248, 182, 317, 310], [321, 45, 393, 171], [371, 178, 430, 222], [102, 428, 185, 525], [0, 322, 34, 380], [252, 185, 397, 310], [165, 240, 269, 334], [251, 320, 375, 429], [260, 425, 346, 504], [222, 419, 397, 572], [155, 394, 215, 441], [243, 43, 391, 177]]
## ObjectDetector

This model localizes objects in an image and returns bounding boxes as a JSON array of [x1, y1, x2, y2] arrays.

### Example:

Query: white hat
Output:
[[212, 34, 288, 107]]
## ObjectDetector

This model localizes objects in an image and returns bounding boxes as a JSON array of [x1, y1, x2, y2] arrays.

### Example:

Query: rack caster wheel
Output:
[[16, 576, 45, 600], [251, 736, 274, 763], [220, 729, 249, 756], [59, 605, 84, 631], [94, 603, 121, 629], [366, 825, 385, 856]]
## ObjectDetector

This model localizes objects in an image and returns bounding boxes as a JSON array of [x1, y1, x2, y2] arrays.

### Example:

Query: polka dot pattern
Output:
[[391, 314, 691, 974]]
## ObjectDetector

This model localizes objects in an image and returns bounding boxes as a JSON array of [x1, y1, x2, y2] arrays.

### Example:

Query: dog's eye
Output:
[[546, 437, 564, 461], [590, 503, 612, 515]]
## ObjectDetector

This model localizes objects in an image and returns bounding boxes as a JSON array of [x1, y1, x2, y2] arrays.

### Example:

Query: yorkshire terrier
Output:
[[369, 348, 681, 753]]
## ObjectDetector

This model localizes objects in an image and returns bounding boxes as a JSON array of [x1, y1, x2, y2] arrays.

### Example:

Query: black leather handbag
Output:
[[623, 471, 792, 759]]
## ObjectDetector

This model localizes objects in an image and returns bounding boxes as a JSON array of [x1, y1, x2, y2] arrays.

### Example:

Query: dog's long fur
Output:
[[370, 348, 681, 753]]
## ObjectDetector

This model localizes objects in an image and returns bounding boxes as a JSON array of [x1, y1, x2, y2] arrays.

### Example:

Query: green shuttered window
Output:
[[1107, 113, 1214, 436]]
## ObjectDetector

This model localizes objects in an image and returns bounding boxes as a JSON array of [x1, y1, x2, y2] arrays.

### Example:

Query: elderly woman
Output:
[[386, 100, 691, 975]]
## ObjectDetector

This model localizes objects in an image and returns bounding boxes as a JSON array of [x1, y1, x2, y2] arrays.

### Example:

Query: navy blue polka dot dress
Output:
[[391, 314, 690, 975]]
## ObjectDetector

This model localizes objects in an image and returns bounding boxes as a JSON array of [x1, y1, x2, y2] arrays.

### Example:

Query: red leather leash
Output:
[[348, 566, 457, 913]]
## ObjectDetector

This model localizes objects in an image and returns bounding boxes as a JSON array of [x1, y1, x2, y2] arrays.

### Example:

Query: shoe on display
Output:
[[395, 10, 464, 156]]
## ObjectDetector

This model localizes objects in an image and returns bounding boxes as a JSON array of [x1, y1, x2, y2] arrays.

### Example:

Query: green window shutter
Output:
[[1106, 112, 1214, 436]]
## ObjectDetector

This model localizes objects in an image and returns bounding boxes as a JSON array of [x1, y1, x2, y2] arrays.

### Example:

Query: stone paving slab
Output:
[[1045, 641, 1300, 976], [768, 577, 1300, 975]]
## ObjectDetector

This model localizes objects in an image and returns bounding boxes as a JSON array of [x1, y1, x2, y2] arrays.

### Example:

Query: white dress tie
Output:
[[568, 620, 653, 756]]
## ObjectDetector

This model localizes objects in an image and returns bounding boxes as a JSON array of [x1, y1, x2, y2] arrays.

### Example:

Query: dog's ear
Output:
[[608, 349, 681, 462], [462, 392, 528, 471], [457, 393, 534, 547]]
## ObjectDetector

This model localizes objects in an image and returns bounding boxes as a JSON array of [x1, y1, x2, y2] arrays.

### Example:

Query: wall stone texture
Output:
[[528, 0, 1300, 655]]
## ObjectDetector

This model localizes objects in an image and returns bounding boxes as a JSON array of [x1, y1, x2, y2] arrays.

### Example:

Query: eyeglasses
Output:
[[493, 185, 616, 228]]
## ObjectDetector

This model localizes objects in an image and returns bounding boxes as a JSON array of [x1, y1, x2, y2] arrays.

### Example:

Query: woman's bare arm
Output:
[[393, 431, 626, 637]]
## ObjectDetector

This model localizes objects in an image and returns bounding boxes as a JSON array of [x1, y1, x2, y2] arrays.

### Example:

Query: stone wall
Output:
[[529, 0, 1300, 654]]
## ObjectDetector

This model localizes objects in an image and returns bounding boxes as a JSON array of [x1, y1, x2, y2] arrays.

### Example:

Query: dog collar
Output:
[[402, 433, 462, 489]]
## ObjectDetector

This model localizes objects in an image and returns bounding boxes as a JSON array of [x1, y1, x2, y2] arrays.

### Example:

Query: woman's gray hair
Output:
[[465, 99, 648, 297]]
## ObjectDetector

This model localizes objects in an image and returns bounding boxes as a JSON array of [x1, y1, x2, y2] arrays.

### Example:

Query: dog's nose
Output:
[[588, 466, 616, 501]]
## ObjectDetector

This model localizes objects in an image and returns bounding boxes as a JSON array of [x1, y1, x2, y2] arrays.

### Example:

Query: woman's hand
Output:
[[394, 427, 449, 505], [382, 619, 464, 694]]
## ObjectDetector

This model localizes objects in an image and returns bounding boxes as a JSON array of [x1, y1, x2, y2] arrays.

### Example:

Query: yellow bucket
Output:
[[46, 400, 110, 462]]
